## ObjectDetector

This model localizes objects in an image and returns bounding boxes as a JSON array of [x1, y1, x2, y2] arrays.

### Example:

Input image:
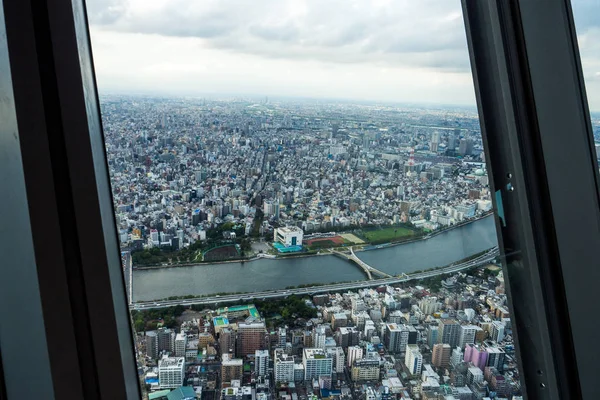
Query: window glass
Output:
[[87, 0, 523, 398]]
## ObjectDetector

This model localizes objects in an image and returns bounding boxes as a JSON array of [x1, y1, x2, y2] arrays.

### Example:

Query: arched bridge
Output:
[[331, 247, 392, 280]]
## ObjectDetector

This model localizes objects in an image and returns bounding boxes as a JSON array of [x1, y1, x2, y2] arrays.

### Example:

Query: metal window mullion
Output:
[[462, 1, 585, 398], [0, 1, 57, 398], [1, 0, 141, 398], [515, 1, 600, 398], [43, 0, 141, 398]]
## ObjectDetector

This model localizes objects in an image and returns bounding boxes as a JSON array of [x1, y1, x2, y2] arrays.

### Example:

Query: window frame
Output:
[[463, 0, 600, 398]]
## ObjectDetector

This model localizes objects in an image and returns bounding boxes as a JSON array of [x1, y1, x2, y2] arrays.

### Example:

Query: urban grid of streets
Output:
[[103, 95, 524, 400]]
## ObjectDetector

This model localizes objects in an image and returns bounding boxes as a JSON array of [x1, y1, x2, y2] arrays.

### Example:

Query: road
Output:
[[130, 247, 499, 311]]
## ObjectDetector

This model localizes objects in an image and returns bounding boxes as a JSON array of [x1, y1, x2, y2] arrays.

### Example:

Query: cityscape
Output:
[[102, 94, 533, 400]]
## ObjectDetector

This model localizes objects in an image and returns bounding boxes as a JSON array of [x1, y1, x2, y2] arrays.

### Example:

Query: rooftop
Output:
[[148, 390, 171, 400], [213, 316, 230, 326], [216, 304, 260, 319], [304, 348, 330, 360], [277, 226, 303, 234], [166, 386, 197, 400], [222, 354, 243, 366], [158, 357, 185, 368]]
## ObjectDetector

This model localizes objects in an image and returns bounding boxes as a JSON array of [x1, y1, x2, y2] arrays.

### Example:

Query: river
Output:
[[133, 215, 498, 301]]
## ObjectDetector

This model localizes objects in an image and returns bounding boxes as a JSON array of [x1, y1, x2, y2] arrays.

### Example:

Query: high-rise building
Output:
[[467, 366, 484, 384], [450, 347, 463, 368], [438, 319, 461, 348], [347, 345, 364, 367], [491, 321, 506, 343], [255, 349, 269, 377], [464, 344, 488, 370], [458, 138, 474, 156], [274, 349, 295, 382], [486, 346, 506, 372], [459, 325, 479, 349], [430, 131, 440, 152], [385, 323, 414, 353], [219, 328, 236, 355], [156, 328, 175, 355], [364, 320, 376, 340], [274, 200, 280, 220], [331, 313, 348, 330], [198, 332, 215, 350], [221, 353, 243, 384], [278, 327, 287, 347], [146, 331, 158, 359], [237, 321, 266, 358], [419, 297, 441, 315], [404, 344, 423, 375], [303, 348, 333, 380], [448, 134, 457, 150], [294, 363, 305, 382], [326, 347, 345, 374], [263, 200, 274, 216], [336, 326, 359, 348], [313, 325, 327, 349], [432, 343, 452, 369], [427, 325, 439, 348], [174, 332, 187, 357], [158, 356, 185, 389], [351, 359, 380, 382]]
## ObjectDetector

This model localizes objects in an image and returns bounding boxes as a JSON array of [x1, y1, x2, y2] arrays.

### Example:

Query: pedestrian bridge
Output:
[[330, 247, 392, 280]]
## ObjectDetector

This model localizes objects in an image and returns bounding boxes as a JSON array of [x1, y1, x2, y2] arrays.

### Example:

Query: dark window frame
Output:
[[0, 0, 598, 398], [463, 0, 599, 398]]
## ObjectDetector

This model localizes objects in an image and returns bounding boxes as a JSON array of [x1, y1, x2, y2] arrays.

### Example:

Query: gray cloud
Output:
[[87, 0, 471, 72], [86, 0, 600, 109]]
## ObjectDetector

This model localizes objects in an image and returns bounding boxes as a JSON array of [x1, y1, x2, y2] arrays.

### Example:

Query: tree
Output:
[[134, 319, 145, 332]]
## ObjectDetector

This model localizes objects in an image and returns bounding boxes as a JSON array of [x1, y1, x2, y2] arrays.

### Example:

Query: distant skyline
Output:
[[88, 0, 599, 110]]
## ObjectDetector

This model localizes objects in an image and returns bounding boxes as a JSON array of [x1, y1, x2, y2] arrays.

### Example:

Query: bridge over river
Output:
[[330, 247, 393, 279]]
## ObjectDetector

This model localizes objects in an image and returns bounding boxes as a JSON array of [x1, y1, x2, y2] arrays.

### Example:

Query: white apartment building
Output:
[[255, 349, 269, 377], [274, 349, 295, 382], [174, 332, 187, 357], [303, 348, 333, 380], [404, 344, 423, 375], [459, 325, 479, 349], [158, 356, 185, 389]]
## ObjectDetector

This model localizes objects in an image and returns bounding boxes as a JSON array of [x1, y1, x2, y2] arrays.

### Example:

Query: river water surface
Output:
[[133, 215, 497, 301]]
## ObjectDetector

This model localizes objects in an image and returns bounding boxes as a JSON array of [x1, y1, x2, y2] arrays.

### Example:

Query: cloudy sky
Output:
[[87, 0, 600, 110]]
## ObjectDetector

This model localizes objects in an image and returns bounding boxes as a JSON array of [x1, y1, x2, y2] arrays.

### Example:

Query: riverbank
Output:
[[132, 216, 498, 301], [134, 256, 261, 270], [133, 247, 498, 303], [133, 212, 494, 270], [358, 212, 494, 253]]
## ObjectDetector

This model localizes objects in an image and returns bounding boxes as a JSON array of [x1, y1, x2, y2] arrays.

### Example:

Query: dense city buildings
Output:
[[105, 96, 494, 274], [105, 96, 527, 399], [134, 259, 522, 399]]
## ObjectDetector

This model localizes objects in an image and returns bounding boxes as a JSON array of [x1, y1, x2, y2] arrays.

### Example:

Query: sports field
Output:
[[340, 233, 365, 244], [203, 245, 240, 261], [305, 236, 345, 249], [362, 226, 415, 242]]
